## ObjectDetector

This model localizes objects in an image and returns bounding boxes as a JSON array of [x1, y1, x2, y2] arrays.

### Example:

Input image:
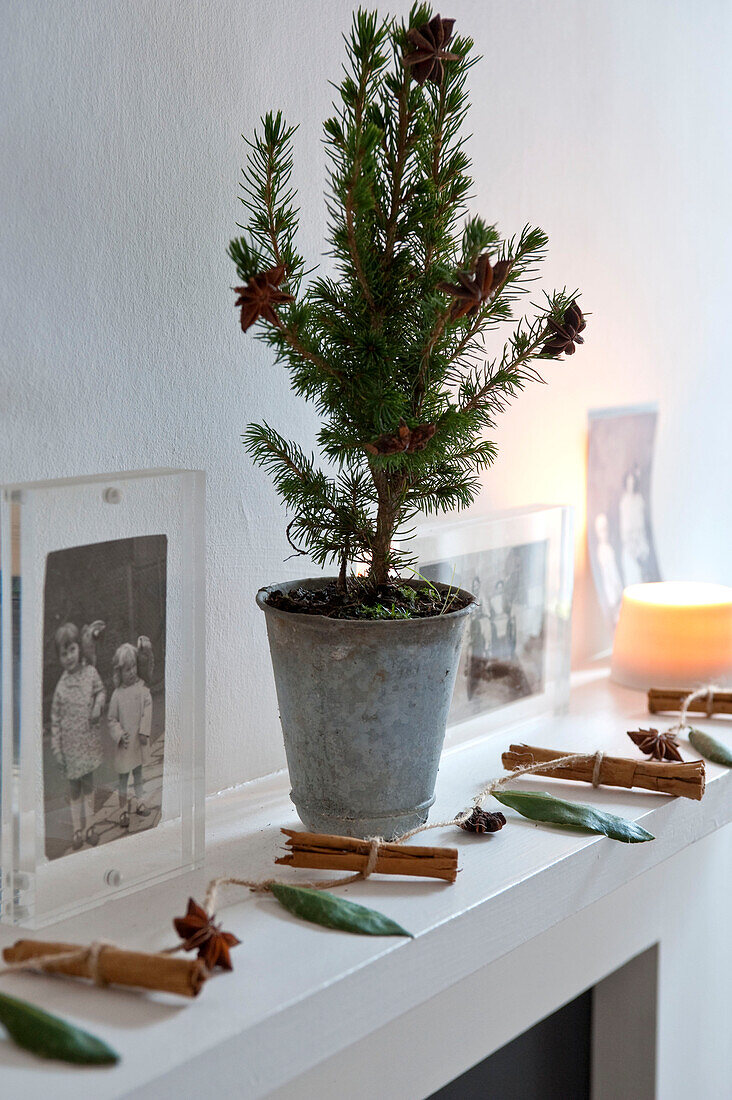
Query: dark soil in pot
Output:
[[265, 578, 473, 620]]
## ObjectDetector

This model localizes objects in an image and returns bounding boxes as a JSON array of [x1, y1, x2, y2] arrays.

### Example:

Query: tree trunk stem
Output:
[[369, 468, 400, 585]]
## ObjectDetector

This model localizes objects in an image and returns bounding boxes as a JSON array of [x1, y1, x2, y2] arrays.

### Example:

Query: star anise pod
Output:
[[457, 808, 507, 833], [234, 264, 295, 332], [406, 422, 437, 452], [403, 13, 458, 86], [627, 728, 684, 762], [365, 420, 411, 456], [173, 897, 241, 971], [540, 300, 586, 356], [364, 420, 437, 455], [438, 254, 511, 321]]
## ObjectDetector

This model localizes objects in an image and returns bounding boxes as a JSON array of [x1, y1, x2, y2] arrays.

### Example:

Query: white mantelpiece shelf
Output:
[[0, 668, 730, 1099]]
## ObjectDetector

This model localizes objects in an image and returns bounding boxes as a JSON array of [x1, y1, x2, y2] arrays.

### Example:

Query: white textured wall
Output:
[[3, 1, 731, 793]]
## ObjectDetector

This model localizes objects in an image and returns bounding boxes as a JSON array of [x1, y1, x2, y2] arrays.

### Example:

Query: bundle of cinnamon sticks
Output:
[[502, 744, 705, 801], [648, 687, 732, 718], [2, 940, 208, 997], [276, 828, 458, 883]]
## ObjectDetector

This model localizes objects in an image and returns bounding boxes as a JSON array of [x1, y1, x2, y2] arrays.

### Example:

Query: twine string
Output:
[[0, 941, 112, 985], [363, 836, 383, 877], [0, 749, 616, 979], [0, 690, 716, 985], [203, 837, 385, 915], [591, 751, 604, 787], [387, 751, 606, 841], [86, 940, 110, 986], [667, 684, 719, 735], [0, 841, 392, 980]]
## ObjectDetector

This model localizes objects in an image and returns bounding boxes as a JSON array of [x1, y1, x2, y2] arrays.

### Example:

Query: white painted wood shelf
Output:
[[1, 668, 730, 1098]]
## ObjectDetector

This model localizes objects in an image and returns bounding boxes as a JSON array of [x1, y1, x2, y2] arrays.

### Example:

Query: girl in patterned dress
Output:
[[107, 643, 153, 827], [50, 623, 106, 850]]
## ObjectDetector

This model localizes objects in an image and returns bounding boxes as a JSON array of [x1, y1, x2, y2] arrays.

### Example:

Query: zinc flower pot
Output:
[[257, 578, 475, 840]]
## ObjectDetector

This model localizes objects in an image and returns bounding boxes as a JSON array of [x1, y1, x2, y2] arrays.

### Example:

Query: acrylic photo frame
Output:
[[414, 505, 574, 746], [1, 469, 205, 927]]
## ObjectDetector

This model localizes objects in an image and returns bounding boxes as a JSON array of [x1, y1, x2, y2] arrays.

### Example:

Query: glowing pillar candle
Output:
[[611, 582, 732, 690]]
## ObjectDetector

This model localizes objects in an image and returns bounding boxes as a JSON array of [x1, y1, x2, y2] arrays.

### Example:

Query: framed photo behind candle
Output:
[[587, 404, 662, 631]]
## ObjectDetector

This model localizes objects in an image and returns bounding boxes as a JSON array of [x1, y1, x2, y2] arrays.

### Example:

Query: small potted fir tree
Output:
[[231, 7, 585, 838]]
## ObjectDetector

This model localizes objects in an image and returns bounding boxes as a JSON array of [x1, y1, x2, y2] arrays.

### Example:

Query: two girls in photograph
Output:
[[50, 628, 154, 851]]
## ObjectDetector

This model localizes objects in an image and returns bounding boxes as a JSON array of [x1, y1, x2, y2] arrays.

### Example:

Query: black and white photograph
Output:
[[42, 535, 167, 860], [587, 405, 661, 627], [423, 539, 548, 725]]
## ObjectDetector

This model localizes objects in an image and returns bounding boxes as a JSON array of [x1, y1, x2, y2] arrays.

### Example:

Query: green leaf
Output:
[[491, 790, 654, 843], [0, 990, 119, 1065], [688, 728, 732, 766], [269, 884, 413, 937]]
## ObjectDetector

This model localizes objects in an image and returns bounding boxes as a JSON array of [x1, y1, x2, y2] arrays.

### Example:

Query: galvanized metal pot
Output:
[[257, 577, 475, 840]]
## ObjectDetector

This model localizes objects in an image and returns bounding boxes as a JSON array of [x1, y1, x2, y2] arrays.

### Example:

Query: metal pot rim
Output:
[[256, 576, 476, 627]]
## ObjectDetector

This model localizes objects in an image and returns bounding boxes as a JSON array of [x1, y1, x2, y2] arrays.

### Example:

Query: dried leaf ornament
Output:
[[173, 898, 241, 971], [234, 264, 294, 332], [492, 790, 654, 843], [438, 253, 511, 321], [403, 13, 458, 86], [688, 728, 732, 767], [540, 299, 586, 356], [627, 728, 684, 762]]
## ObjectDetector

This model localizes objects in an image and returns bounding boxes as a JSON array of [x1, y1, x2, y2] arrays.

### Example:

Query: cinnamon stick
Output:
[[502, 744, 705, 801], [648, 687, 732, 717], [2, 940, 208, 997], [276, 829, 458, 883]]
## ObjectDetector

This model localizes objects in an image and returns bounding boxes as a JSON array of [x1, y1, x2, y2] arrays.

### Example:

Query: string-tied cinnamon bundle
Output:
[[276, 829, 458, 883], [1, 940, 208, 997], [648, 685, 732, 721], [501, 744, 705, 801]]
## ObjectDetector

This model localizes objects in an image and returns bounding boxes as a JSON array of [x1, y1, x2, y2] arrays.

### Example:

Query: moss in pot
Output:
[[231, 6, 585, 838]]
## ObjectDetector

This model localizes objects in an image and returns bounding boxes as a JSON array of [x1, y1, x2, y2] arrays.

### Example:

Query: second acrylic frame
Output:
[[414, 505, 574, 743]]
